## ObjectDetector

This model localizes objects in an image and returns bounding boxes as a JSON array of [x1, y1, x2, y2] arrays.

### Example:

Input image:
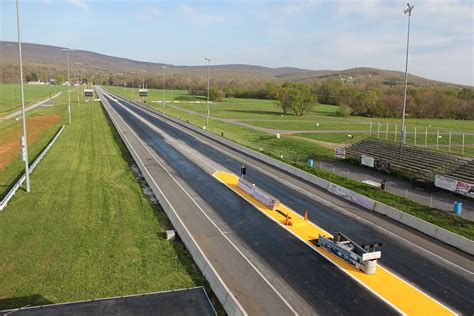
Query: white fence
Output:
[[0, 125, 65, 211]]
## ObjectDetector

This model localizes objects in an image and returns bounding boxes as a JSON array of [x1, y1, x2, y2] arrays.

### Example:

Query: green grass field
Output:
[[0, 101, 212, 311], [0, 84, 68, 116], [0, 90, 77, 197], [107, 85, 474, 156], [107, 85, 474, 238]]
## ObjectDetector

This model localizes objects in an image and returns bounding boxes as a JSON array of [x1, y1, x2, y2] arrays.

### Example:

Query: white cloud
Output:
[[178, 4, 225, 24], [68, 0, 88, 11], [133, 6, 160, 21]]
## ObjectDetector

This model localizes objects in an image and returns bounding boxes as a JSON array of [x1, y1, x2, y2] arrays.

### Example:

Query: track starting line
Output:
[[213, 171, 456, 316]]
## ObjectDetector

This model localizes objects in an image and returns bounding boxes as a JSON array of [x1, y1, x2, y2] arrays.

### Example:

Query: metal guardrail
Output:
[[0, 125, 65, 211]]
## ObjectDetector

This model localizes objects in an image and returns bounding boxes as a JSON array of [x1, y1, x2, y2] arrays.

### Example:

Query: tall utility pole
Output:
[[62, 48, 74, 124], [162, 66, 167, 112], [16, 0, 30, 192], [131, 72, 134, 97], [400, 3, 414, 144], [205, 57, 211, 126], [75, 62, 82, 108]]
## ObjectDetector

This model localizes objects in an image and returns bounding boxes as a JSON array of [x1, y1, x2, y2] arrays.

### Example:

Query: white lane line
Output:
[[99, 91, 248, 316], [214, 174, 406, 316], [102, 91, 299, 315], [112, 99, 221, 174], [108, 90, 466, 314], [144, 107, 474, 277], [110, 90, 474, 276]]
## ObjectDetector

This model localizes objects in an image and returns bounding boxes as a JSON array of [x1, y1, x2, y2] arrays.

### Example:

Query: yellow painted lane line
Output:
[[213, 171, 457, 316]]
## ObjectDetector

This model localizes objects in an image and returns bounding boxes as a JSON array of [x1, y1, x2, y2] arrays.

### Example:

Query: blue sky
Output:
[[1, 0, 473, 85]]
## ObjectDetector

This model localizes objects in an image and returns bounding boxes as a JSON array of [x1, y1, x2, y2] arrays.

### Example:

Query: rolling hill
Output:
[[0, 41, 460, 87]]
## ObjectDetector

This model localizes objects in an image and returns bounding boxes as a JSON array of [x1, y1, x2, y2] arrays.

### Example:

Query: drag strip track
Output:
[[100, 88, 473, 314], [98, 89, 398, 315]]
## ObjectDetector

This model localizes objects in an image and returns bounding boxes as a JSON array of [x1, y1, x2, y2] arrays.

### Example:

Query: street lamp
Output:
[[204, 57, 211, 126], [162, 66, 167, 112], [62, 48, 75, 124], [400, 2, 414, 144], [74, 62, 82, 108], [16, 0, 30, 192], [141, 69, 146, 89], [131, 72, 135, 97]]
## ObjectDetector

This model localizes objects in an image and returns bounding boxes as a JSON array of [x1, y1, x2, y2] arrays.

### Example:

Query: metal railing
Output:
[[0, 125, 65, 211]]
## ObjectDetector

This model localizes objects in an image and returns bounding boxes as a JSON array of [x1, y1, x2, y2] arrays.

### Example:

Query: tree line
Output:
[[2, 65, 472, 119]]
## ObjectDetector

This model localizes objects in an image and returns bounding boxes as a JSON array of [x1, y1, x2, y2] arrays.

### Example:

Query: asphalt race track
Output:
[[99, 88, 473, 315]]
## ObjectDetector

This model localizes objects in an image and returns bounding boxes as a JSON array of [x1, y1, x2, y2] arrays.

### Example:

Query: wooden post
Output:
[[414, 126, 417, 146], [436, 130, 440, 150], [462, 133, 465, 156], [449, 131, 452, 152], [425, 127, 428, 148], [377, 122, 380, 138], [386, 123, 389, 140], [369, 122, 372, 137], [394, 124, 398, 142]]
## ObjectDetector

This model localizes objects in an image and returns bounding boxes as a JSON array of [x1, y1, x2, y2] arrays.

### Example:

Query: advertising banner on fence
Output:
[[335, 147, 346, 159], [361, 155, 375, 168], [237, 178, 280, 209], [328, 184, 375, 210], [455, 180, 474, 198], [434, 175, 456, 191]]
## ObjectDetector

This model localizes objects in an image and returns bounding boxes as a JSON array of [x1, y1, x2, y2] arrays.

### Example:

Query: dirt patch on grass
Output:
[[0, 115, 61, 170], [288, 135, 342, 150]]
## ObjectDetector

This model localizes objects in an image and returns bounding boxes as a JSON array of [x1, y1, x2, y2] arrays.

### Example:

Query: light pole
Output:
[[162, 66, 167, 112], [75, 62, 82, 108], [141, 69, 146, 89], [16, 0, 30, 192], [400, 2, 414, 144], [62, 48, 74, 124], [205, 57, 211, 126], [131, 72, 135, 97]]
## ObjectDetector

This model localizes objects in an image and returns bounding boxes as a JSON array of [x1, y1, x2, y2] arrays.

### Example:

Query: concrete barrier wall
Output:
[[108, 90, 474, 256], [99, 90, 246, 316], [374, 202, 473, 255]]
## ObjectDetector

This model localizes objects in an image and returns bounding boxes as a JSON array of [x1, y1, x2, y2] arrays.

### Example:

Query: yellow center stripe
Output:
[[213, 171, 456, 316]]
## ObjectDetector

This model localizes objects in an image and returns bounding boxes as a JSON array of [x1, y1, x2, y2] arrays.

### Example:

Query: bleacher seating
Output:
[[442, 160, 474, 183], [344, 138, 472, 181]]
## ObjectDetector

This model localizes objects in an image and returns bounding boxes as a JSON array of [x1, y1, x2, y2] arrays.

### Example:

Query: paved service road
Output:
[[99, 88, 474, 315], [0, 92, 62, 122]]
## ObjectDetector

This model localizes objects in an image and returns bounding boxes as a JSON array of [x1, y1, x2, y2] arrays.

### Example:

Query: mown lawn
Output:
[[108, 86, 473, 239], [0, 92, 71, 197], [0, 84, 68, 116], [0, 102, 209, 310]]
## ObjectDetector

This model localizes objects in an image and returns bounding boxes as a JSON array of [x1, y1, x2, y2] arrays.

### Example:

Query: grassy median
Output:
[[0, 102, 210, 310]]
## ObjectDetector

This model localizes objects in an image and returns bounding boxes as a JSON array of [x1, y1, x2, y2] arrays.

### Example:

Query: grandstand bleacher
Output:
[[343, 138, 472, 183], [442, 160, 474, 183]]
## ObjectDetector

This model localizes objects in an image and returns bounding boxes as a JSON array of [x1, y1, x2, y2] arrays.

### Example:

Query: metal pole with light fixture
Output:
[[16, 0, 30, 192], [162, 66, 167, 112], [131, 72, 134, 98], [75, 62, 82, 108], [62, 48, 74, 124], [205, 57, 211, 126], [400, 2, 414, 144]]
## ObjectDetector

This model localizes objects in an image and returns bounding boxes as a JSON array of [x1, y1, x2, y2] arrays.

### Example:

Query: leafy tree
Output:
[[277, 83, 314, 116], [318, 78, 342, 105], [26, 72, 38, 82], [336, 105, 352, 117]]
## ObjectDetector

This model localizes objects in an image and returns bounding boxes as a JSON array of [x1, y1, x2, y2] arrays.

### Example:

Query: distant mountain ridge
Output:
[[0, 41, 460, 87]]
